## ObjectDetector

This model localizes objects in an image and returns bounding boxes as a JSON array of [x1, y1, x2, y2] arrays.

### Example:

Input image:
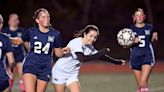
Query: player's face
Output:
[[36, 11, 50, 28], [8, 15, 20, 27], [84, 30, 98, 45], [133, 11, 145, 24]]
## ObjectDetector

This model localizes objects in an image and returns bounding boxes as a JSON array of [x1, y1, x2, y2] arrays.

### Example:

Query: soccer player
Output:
[[10, 8, 70, 92], [130, 8, 158, 92], [52, 25, 126, 92], [2, 13, 26, 92], [0, 14, 15, 92]]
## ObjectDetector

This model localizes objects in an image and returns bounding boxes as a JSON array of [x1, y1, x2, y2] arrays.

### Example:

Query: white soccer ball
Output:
[[117, 28, 135, 47]]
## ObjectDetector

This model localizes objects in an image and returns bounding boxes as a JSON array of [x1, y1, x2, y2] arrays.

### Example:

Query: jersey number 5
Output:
[[34, 41, 50, 54], [138, 35, 145, 47]]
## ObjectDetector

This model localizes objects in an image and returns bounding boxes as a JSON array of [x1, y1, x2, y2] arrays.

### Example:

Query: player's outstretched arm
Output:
[[76, 48, 110, 62], [100, 54, 126, 65]]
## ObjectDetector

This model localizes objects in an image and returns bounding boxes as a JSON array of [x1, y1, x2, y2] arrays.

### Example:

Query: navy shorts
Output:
[[130, 52, 155, 70], [0, 80, 9, 91], [14, 51, 24, 63], [23, 61, 51, 82]]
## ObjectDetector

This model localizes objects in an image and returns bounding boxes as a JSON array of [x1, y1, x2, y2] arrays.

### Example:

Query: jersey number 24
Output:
[[34, 41, 50, 54]]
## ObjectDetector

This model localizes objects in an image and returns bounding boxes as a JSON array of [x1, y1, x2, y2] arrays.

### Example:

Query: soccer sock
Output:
[[19, 80, 25, 92], [140, 87, 149, 92]]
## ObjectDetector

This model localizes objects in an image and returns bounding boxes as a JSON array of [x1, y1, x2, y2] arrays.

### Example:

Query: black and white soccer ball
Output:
[[117, 28, 135, 47]]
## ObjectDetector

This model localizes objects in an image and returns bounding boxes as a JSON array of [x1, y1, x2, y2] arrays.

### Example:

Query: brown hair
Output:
[[9, 13, 19, 19], [33, 8, 49, 19], [33, 8, 51, 27], [74, 25, 100, 38]]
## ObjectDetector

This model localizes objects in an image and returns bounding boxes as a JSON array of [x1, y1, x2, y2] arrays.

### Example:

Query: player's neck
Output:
[[135, 23, 145, 28], [38, 26, 49, 33], [82, 38, 88, 45], [9, 26, 18, 31]]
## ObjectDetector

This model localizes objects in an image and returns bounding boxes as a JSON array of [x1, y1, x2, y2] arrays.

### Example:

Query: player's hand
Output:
[[151, 32, 158, 43], [113, 59, 126, 65], [101, 48, 110, 53], [62, 47, 71, 54], [134, 37, 141, 43], [120, 59, 126, 65]]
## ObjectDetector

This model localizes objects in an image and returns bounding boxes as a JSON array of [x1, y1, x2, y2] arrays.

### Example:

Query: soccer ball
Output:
[[117, 28, 135, 48]]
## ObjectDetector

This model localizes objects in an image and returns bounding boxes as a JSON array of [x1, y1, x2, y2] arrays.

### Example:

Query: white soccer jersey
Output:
[[53, 37, 97, 73], [52, 37, 97, 85]]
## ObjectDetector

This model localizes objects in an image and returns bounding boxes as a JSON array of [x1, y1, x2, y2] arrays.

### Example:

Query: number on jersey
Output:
[[138, 35, 145, 47], [34, 41, 50, 54]]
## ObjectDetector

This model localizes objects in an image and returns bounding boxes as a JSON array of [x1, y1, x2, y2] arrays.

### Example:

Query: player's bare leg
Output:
[[9, 67, 15, 90], [133, 70, 142, 92], [2, 87, 10, 92], [67, 81, 80, 92], [53, 84, 66, 92], [36, 79, 48, 92], [23, 73, 37, 92], [16, 62, 25, 92], [140, 65, 152, 92]]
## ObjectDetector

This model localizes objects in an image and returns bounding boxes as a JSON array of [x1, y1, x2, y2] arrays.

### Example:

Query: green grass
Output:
[[13, 73, 164, 92]]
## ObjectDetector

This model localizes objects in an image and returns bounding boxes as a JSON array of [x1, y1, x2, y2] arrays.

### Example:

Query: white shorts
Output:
[[52, 67, 79, 86]]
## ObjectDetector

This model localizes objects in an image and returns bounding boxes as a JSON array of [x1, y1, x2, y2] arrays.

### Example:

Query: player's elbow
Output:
[[54, 49, 64, 58]]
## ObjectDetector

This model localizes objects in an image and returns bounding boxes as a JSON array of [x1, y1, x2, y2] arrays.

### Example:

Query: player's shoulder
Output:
[[129, 24, 136, 29], [2, 27, 10, 33], [49, 27, 60, 35], [68, 37, 82, 45], [0, 32, 10, 40], [145, 23, 153, 28], [27, 26, 37, 31]]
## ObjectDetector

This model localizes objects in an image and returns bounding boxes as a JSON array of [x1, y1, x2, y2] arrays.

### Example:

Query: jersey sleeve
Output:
[[53, 31, 62, 48], [5, 37, 14, 52], [21, 30, 30, 42], [151, 25, 158, 33], [68, 40, 83, 53]]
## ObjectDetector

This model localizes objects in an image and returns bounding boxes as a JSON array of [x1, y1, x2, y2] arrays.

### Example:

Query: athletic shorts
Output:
[[14, 51, 24, 63], [0, 80, 9, 91], [23, 60, 51, 82], [130, 52, 155, 70], [52, 67, 79, 86]]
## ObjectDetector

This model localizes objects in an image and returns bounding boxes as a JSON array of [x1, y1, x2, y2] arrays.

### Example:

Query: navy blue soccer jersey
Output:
[[130, 23, 155, 55], [2, 27, 25, 61], [0, 33, 14, 81], [22, 27, 62, 65]]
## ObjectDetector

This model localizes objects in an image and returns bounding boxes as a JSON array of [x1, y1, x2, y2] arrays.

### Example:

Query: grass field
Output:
[[12, 73, 164, 92]]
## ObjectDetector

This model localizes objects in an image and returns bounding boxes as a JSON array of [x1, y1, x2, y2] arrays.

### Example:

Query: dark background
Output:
[[0, 0, 163, 60]]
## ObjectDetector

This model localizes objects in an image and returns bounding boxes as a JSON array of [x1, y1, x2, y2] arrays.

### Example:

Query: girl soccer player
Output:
[[2, 13, 26, 92], [52, 25, 126, 92], [10, 8, 70, 92], [0, 14, 15, 92], [130, 8, 158, 92]]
